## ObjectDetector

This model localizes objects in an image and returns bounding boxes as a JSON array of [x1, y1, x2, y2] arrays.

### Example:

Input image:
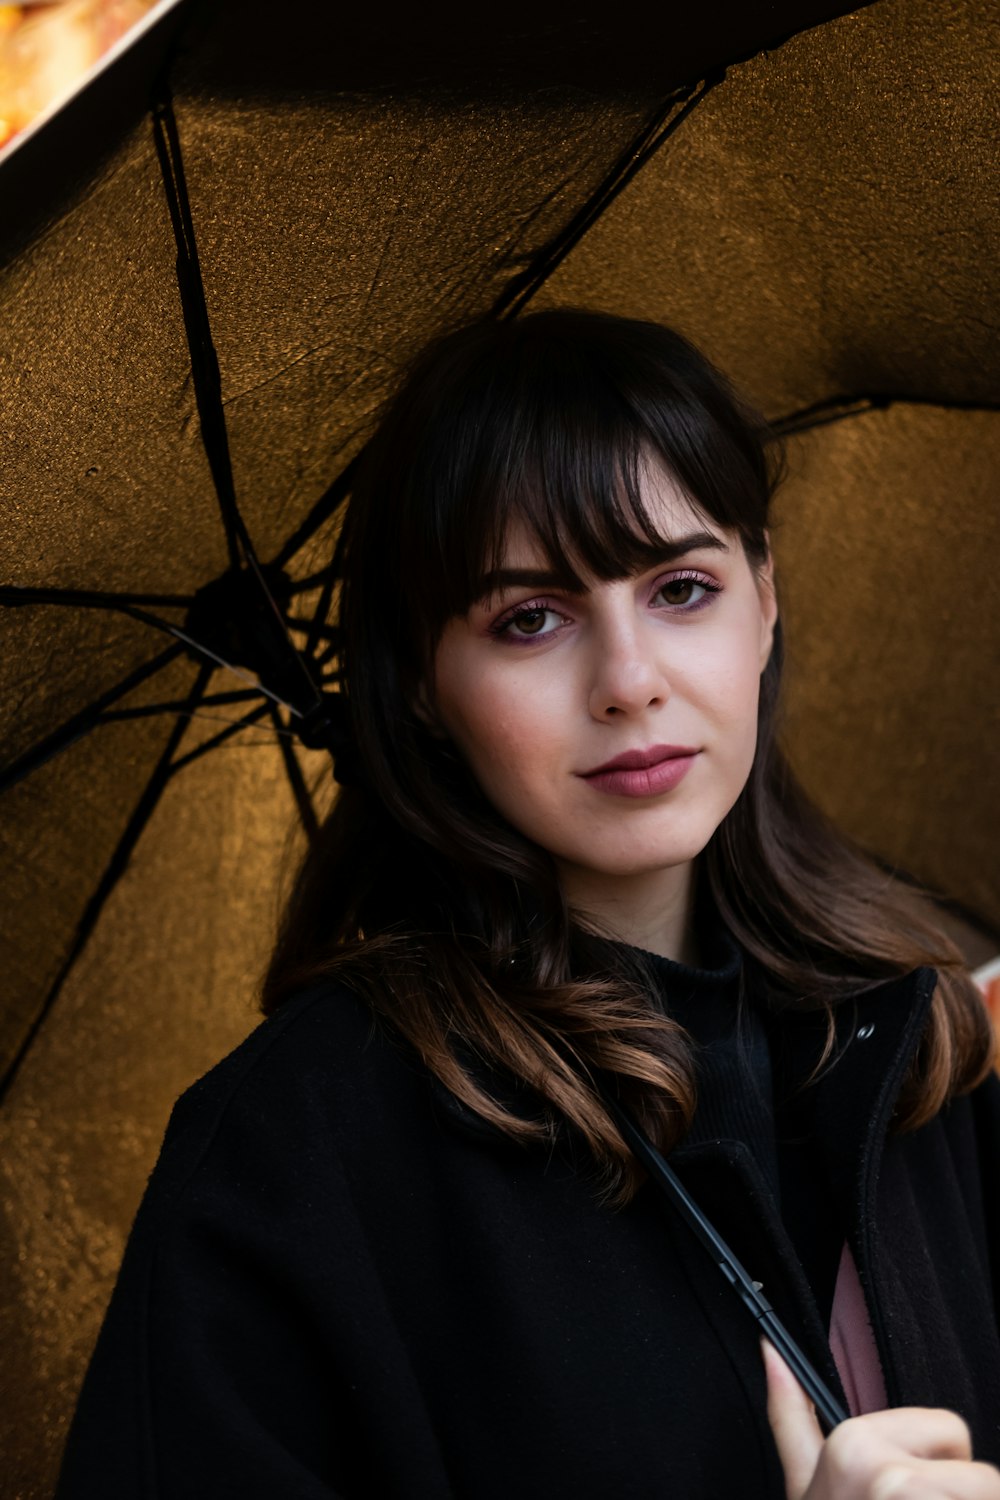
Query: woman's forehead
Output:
[[494, 469, 730, 572]]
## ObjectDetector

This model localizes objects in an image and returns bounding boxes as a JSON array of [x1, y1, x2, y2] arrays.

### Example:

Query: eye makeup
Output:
[[487, 566, 724, 644]]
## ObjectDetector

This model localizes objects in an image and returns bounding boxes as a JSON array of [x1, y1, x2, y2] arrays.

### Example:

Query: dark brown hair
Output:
[[262, 308, 994, 1203]]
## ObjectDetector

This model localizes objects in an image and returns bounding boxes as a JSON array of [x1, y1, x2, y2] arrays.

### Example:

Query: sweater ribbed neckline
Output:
[[620, 910, 843, 1322], [626, 907, 745, 1042], [623, 912, 781, 1206]]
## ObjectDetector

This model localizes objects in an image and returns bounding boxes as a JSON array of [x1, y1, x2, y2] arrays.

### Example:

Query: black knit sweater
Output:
[[641, 923, 843, 1322]]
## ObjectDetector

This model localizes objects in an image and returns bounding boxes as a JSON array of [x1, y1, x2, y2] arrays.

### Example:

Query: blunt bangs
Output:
[[385, 310, 777, 649]]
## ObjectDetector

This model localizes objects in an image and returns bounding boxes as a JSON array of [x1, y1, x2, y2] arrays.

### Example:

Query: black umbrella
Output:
[[2, 1, 998, 1492], [3, 0, 811, 1100]]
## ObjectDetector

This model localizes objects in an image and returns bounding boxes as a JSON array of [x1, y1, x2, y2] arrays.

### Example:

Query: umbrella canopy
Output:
[[531, 0, 1000, 922], [4, 0, 842, 1090], [1, 0, 998, 1492]]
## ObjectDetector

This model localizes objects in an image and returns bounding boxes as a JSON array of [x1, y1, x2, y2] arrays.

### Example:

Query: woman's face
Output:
[[426, 461, 778, 897]]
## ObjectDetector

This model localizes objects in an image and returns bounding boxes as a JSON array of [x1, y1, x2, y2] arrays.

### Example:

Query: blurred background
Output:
[[0, 0, 158, 150]]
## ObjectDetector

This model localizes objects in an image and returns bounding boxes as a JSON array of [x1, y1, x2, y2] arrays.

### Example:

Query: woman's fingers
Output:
[[763, 1339, 1000, 1499], [821, 1407, 973, 1465], [763, 1338, 824, 1500], [879, 1460, 1000, 1499]]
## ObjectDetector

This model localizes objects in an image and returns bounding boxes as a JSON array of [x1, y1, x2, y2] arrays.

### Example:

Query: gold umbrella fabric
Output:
[[533, 0, 1000, 924], [1, 0, 998, 1493], [0, 0, 778, 1090]]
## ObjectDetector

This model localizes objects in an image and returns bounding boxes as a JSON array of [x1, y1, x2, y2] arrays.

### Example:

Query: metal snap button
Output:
[[856, 1022, 875, 1040]]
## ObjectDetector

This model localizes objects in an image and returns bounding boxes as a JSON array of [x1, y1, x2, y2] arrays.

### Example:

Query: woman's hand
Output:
[[763, 1339, 1000, 1499]]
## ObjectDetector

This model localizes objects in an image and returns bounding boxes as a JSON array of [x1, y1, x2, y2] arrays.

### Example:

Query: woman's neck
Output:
[[556, 858, 701, 966]]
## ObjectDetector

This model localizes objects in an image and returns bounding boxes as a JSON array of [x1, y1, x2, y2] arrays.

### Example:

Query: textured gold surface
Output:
[[537, 0, 1000, 926], [0, 720, 328, 1498], [774, 406, 1000, 923], [3, 0, 1000, 1493], [0, 45, 670, 1500], [1, 86, 658, 595], [0, 70, 665, 1086], [1, 652, 202, 1078], [535, 0, 1000, 413]]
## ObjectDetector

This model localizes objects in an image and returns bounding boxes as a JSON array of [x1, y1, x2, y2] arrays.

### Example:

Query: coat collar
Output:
[[757, 965, 938, 1194], [802, 965, 939, 1214], [429, 947, 939, 1166]]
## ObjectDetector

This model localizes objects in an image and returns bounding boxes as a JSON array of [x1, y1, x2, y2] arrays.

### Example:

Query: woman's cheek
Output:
[[704, 642, 764, 725]]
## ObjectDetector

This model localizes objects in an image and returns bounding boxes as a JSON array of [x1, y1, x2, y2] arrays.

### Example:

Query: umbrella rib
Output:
[[491, 71, 725, 323], [0, 585, 189, 620], [272, 76, 724, 573], [0, 643, 185, 793], [771, 392, 1000, 437], [286, 564, 339, 595], [152, 91, 325, 717], [314, 642, 341, 670], [100, 688, 267, 722], [301, 525, 347, 661], [269, 704, 319, 842], [0, 661, 214, 1106], [152, 94, 244, 576], [275, 478, 353, 663], [1, 584, 304, 717], [269, 459, 357, 575], [0, 585, 194, 607], [285, 618, 338, 644], [169, 702, 275, 773]]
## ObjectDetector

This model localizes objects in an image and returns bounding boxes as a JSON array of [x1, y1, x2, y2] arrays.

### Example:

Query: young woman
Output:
[[57, 310, 1000, 1499]]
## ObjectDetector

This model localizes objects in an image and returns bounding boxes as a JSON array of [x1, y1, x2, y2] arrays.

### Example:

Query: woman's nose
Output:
[[587, 614, 671, 721]]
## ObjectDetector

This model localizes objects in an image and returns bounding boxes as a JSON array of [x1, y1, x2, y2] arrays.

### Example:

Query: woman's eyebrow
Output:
[[479, 567, 578, 597], [477, 532, 730, 600]]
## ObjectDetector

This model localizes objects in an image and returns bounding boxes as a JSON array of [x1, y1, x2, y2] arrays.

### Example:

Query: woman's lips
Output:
[[578, 748, 701, 799]]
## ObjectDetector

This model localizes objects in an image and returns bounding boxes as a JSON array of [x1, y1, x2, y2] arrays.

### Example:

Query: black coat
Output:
[[55, 959, 1000, 1498]]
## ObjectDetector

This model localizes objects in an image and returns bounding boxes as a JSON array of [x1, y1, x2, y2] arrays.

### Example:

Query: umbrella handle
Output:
[[604, 1094, 849, 1433]]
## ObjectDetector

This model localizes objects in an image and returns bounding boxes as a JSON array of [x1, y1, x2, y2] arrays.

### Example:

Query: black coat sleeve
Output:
[[969, 1067, 1000, 1329], [54, 991, 451, 1499]]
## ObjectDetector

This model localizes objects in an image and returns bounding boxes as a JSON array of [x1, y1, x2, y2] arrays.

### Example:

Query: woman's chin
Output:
[[553, 840, 710, 885]]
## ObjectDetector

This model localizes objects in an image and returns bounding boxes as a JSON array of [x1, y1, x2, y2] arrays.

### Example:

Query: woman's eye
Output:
[[654, 573, 720, 610], [506, 606, 563, 637], [660, 579, 702, 606], [511, 608, 549, 635], [491, 602, 565, 641]]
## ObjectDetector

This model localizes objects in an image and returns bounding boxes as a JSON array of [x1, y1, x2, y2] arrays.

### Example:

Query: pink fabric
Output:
[[829, 1242, 888, 1416]]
